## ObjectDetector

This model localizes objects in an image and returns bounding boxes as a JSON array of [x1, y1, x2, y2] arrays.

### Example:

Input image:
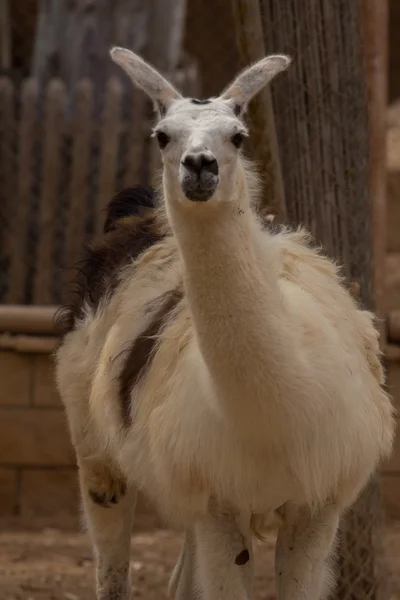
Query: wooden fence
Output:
[[0, 76, 170, 306]]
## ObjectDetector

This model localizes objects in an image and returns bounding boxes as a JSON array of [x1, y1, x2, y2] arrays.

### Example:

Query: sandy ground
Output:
[[0, 517, 399, 600]]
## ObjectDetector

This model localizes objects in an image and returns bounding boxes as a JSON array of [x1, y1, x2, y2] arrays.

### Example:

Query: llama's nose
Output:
[[182, 153, 219, 177]]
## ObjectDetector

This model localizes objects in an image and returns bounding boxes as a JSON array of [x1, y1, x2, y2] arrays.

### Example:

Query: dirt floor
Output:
[[0, 517, 399, 600]]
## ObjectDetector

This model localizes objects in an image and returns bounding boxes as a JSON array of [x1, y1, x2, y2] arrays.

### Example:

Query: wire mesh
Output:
[[258, 2, 393, 600], [261, 1, 372, 303]]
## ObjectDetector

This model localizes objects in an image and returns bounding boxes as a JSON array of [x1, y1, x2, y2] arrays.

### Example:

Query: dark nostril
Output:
[[182, 154, 201, 173], [202, 156, 218, 176], [182, 153, 219, 176]]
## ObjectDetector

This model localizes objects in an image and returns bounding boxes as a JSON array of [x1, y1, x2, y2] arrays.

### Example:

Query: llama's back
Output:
[[55, 185, 176, 443]]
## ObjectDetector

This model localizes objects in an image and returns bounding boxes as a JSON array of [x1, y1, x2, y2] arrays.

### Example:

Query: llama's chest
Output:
[[135, 397, 302, 522], [203, 435, 303, 514]]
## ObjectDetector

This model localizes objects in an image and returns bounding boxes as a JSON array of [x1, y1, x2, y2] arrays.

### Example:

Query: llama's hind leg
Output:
[[275, 503, 339, 600], [79, 457, 136, 600], [194, 505, 254, 600]]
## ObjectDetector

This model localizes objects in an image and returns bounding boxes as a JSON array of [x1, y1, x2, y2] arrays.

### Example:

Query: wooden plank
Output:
[[383, 426, 400, 472], [388, 310, 400, 343], [147, 0, 187, 72], [231, 0, 286, 220], [0, 305, 58, 335], [386, 252, 400, 311], [0, 0, 11, 70], [386, 344, 400, 362], [0, 334, 58, 354], [386, 103, 400, 253], [387, 171, 400, 253], [361, 0, 388, 328], [170, 57, 199, 98], [32, 0, 153, 107], [149, 134, 162, 188], [381, 474, 400, 519], [0, 77, 15, 290], [7, 79, 38, 304], [34, 79, 66, 304], [321, 0, 345, 261], [123, 89, 147, 187], [96, 77, 122, 234], [0, 408, 75, 464], [0, 77, 14, 203], [387, 360, 400, 420], [64, 79, 93, 283]]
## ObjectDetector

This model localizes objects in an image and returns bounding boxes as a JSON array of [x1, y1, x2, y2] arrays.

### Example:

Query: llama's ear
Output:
[[220, 55, 291, 117], [110, 47, 182, 116]]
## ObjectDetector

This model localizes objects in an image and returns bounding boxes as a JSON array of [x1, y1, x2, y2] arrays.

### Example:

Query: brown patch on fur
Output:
[[56, 208, 166, 336], [235, 549, 250, 565], [119, 288, 184, 425]]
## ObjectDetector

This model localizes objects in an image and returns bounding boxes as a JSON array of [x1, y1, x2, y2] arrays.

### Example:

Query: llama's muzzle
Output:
[[180, 151, 219, 202]]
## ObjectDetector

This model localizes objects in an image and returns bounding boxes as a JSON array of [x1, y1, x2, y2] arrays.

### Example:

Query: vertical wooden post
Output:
[[96, 77, 122, 234], [123, 88, 147, 187], [336, 5, 389, 600], [361, 0, 388, 328], [34, 79, 66, 304], [0, 77, 15, 271], [146, 0, 187, 73], [64, 79, 93, 284], [231, 0, 286, 220], [0, 0, 11, 71], [7, 79, 38, 304]]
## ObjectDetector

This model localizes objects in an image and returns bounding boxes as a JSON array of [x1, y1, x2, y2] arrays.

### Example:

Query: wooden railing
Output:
[[0, 77, 161, 306]]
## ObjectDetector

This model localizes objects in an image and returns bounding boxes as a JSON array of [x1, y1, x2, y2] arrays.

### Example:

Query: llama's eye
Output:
[[156, 131, 170, 149], [231, 132, 245, 149]]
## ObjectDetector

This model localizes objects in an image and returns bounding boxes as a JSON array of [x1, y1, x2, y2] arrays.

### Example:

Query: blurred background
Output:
[[0, 0, 399, 599]]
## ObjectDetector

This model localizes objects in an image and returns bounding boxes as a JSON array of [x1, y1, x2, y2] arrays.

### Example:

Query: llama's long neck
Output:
[[165, 169, 295, 425]]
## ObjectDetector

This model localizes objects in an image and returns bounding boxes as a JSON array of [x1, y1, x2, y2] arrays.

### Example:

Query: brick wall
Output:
[[1, 349, 399, 519], [0, 351, 77, 516], [0, 350, 156, 522]]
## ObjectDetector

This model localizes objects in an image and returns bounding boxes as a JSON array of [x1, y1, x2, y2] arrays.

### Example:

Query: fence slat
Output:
[[0, 305, 58, 335], [123, 88, 147, 187], [63, 79, 93, 286], [149, 133, 162, 188], [0, 77, 15, 211], [7, 79, 38, 304], [96, 78, 122, 234], [34, 79, 66, 304], [0, 77, 15, 293], [232, 0, 286, 219]]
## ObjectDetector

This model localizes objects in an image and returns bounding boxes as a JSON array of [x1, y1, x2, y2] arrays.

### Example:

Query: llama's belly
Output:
[[207, 447, 302, 515], [117, 377, 383, 527], [119, 397, 305, 525], [116, 326, 390, 525]]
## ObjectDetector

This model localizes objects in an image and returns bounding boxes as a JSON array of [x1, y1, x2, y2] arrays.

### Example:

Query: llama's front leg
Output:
[[168, 530, 197, 599], [275, 503, 340, 600], [79, 457, 136, 600], [194, 507, 254, 600]]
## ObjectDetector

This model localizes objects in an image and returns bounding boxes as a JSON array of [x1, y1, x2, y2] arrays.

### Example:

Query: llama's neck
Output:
[[166, 180, 293, 420]]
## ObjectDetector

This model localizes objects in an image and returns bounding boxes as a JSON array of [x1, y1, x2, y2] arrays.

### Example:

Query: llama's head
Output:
[[111, 48, 290, 206]]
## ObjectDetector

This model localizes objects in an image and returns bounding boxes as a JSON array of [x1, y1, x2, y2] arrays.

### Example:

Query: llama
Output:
[[55, 48, 395, 600]]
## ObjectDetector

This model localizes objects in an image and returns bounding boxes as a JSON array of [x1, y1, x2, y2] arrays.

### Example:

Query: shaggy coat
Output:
[[55, 47, 395, 600], [56, 183, 393, 526]]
